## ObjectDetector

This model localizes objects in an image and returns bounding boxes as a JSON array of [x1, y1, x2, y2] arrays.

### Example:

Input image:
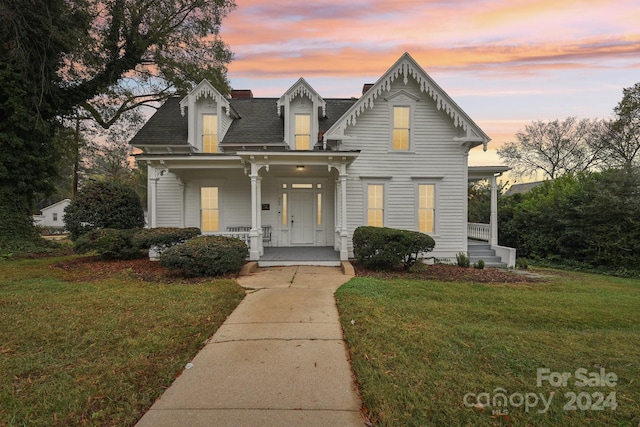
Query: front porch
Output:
[[259, 246, 341, 267]]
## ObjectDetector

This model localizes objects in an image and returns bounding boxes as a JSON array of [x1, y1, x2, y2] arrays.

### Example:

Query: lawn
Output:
[[0, 256, 245, 426], [337, 268, 640, 426]]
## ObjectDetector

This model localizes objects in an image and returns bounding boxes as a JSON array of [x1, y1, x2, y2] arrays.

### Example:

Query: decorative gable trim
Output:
[[277, 78, 326, 117], [324, 53, 490, 145], [179, 80, 232, 117]]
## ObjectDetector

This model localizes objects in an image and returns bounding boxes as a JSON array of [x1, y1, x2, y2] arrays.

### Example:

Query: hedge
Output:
[[353, 226, 436, 270], [160, 235, 248, 277], [73, 228, 144, 260], [133, 227, 201, 254]]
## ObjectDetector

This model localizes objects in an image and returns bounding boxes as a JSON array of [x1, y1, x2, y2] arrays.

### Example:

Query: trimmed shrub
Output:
[[474, 259, 485, 269], [74, 228, 144, 260], [353, 226, 436, 271], [64, 181, 145, 240], [160, 235, 248, 277], [133, 227, 201, 255]]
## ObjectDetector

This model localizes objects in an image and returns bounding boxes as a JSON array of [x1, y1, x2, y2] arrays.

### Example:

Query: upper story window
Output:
[[393, 106, 410, 150], [202, 114, 218, 153], [295, 114, 311, 150]]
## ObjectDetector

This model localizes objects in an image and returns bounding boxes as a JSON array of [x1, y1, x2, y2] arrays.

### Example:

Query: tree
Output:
[[596, 83, 640, 169], [0, 0, 235, 246], [497, 117, 604, 179]]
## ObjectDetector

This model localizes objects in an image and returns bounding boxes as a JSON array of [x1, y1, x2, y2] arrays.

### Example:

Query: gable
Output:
[[324, 53, 490, 149]]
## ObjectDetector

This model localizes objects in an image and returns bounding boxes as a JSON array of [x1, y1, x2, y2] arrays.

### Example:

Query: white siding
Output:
[[156, 175, 183, 227], [343, 78, 468, 261]]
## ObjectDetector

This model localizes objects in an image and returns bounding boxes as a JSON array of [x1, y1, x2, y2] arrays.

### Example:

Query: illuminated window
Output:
[[201, 187, 219, 232], [203, 114, 218, 153], [317, 193, 322, 225], [292, 183, 313, 189], [295, 114, 311, 150], [367, 184, 384, 227], [418, 184, 435, 233], [393, 106, 410, 150]]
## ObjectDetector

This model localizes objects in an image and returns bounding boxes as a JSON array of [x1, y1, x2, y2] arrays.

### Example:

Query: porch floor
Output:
[[259, 246, 341, 267]]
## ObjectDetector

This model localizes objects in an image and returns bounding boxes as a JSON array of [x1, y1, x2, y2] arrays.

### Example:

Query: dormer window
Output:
[[295, 114, 311, 150], [203, 113, 218, 153]]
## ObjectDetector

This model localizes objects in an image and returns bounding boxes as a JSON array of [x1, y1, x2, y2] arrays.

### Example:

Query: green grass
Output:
[[337, 269, 640, 426], [0, 256, 245, 426]]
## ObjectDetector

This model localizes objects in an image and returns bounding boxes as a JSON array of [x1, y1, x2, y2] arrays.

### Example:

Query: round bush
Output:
[[64, 181, 145, 240], [353, 226, 436, 270], [160, 235, 248, 277]]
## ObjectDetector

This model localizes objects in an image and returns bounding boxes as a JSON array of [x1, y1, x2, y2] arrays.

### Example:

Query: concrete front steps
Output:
[[467, 241, 507, 268]]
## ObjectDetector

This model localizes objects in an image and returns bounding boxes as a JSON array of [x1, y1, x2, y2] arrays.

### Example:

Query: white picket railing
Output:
[[468, 223, 490, 242]]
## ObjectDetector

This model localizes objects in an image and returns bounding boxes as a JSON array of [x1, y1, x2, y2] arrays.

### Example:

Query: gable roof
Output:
[[503, 180, 546, 196], [129, 97, 188, 146], [323, 52, 490, 147], [221, 98, 357, 146]]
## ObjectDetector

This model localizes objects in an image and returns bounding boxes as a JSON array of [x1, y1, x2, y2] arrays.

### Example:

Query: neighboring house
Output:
[[130, 53, 514, 266], [33, 199, 70, 229], [503, 180, 546, 197]]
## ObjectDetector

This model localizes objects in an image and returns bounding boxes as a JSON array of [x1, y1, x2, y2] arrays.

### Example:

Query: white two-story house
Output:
[[130, 53, 513, 266]]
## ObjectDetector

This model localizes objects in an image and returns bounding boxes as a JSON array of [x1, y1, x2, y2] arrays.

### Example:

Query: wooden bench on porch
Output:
[[227, 225, 272, 246]]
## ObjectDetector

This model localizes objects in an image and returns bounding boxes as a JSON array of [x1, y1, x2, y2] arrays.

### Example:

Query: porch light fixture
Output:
[[296, 165, 305, 171]]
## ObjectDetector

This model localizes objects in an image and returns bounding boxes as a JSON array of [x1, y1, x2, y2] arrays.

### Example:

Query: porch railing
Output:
[[468, 222, 490, 242]]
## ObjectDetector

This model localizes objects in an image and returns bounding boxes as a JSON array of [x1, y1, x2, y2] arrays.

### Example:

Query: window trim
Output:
[[364, 182, 386, 227], [202, 113, 218, 153], [414, 182, 439, 236], [294, 113, 311, 150], [387, 91, 418, 152], [392, 105, 411, 151], [200, 186, 220, 232]]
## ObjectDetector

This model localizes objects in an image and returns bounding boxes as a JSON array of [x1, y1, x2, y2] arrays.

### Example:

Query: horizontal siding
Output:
[[156, 174, 183, 227], [344, 78, 468, 259]]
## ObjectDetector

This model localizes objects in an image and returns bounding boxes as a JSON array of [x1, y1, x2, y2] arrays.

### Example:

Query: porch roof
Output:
[[468, 165, 511, 181], [136, 150, 361, 170]]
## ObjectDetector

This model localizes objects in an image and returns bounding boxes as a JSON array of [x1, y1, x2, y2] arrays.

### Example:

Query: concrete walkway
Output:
[[136, 266, 364, 427]]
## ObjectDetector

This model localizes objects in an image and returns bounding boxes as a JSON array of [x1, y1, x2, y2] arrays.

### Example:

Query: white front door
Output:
[[290, 191, 314, 244]]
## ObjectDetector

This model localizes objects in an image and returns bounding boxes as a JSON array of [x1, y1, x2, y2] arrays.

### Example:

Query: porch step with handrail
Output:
[[467, 241, 507, 268]]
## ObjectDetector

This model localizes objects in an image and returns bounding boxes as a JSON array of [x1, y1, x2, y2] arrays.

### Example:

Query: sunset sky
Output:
[[219, 0, 640, 172]]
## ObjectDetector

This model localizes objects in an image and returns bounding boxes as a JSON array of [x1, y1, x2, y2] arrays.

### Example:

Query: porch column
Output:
[[339, 164, 348, 261], [257, 175, 264, 256], [148, 165, 158, 228], [249, 164, 260, 260], [490, 174, 498, 246], [178, 179, 185, 228], [334, 178, 340, 251]]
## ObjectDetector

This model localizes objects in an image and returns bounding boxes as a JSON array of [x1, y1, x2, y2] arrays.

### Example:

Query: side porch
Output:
[[467, 166, 516, 268]]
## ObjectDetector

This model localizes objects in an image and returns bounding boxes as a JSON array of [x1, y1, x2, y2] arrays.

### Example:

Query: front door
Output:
[[290, 191, 314, 244]]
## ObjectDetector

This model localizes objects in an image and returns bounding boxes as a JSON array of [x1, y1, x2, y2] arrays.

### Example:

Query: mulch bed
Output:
[[353, 261, 546, 283], [51, 256, 544, 284], [51, 256, 235, 283]]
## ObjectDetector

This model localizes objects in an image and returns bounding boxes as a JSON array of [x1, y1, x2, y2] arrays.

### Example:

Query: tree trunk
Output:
[[0, 187, 40, 247]]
